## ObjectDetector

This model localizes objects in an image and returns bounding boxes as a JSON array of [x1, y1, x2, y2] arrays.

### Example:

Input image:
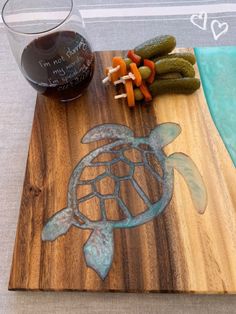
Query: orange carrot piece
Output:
[[139, 81, 152, 102], [144, 59, 155, 83], [105, 66, 112, 76], [110, 57, 127, 82], [125, 80, 135, 107], [127, 50, 141, 65], [113, 57, 127, 76], [129, 63, 142, 87]]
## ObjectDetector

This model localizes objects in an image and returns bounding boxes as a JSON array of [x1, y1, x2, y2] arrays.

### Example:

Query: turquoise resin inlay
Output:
[[195, 47, 236, 167], [42, 123, 207, 280]]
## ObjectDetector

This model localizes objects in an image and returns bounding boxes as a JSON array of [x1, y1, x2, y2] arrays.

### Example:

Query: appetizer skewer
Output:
[[102, 35, 200, 107]]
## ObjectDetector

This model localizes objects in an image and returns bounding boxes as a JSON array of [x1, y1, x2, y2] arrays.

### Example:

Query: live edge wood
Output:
[[9, 49, 236, 293]]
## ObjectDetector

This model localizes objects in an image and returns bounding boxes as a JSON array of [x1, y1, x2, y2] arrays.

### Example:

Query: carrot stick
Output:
[[127, 50, 141, 65], [144, 59, 155, 84], [125, 80, 135, 107], [129, 63, 142, 87], [139, 81, 152, 102], [105, 66, 112, 76], [111, 57, 127, 82]]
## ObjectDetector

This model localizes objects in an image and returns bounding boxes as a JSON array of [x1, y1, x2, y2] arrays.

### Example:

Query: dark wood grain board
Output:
[[9, 49, 236, 292]]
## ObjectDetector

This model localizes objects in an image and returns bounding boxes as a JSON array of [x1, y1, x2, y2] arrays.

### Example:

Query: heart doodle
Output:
[[190, 12, 207, 30], [211, 20, 229, 40]]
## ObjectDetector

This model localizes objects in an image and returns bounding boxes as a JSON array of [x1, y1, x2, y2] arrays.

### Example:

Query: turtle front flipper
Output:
[[83, 224, 114, 280], [42, 207, 73, 241], [166, 153, 207, 214], [149, 123, 181, 149]]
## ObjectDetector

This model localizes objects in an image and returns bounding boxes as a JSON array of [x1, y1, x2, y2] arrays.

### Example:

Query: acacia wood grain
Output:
[[9, 49, 236, 293]]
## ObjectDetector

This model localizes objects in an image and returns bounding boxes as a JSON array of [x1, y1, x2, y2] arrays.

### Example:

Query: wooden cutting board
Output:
[[9, 49, 236, 293]]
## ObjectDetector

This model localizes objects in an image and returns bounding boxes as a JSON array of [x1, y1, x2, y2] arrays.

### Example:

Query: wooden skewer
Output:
[[114, 78, 125, 85], [102, 65, 120, 84], [123, 72, 136, 80], [109, 65, 120, 74], [102, 76, 110, 84], [114, 93, 127, 99], [113, 72, 135, 85]]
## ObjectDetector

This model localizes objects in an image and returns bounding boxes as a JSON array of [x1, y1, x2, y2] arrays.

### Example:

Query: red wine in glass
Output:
[[21, 31, 95, 101]]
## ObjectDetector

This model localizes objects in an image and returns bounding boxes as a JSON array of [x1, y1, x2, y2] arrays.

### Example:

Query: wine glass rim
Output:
[[1, 0, 74, 36]]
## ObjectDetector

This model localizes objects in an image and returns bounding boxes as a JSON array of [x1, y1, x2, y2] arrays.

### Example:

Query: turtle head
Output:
[[148, 123, 181, 149], [82, 124, 134, 144]]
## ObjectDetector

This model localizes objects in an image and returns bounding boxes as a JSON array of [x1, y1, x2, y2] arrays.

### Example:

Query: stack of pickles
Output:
[[103, 35, 200, 107]]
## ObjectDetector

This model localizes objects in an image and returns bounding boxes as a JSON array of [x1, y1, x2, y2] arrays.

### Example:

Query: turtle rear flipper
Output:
[[167, 153, 207, 214], [42, 207, 73, 241], [84, 224, 114, 280]]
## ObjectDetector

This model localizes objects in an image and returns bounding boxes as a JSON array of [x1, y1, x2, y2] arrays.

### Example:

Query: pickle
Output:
[[134, 88, 144, 101], [138, 66, 151, 80], [124, 57, 132, 69], [149, 78, 201, 96], [155, 58, 195, 78], [134, 35, 176, 59], [157, 72, 182, 79], [153, 52, 196, 65]]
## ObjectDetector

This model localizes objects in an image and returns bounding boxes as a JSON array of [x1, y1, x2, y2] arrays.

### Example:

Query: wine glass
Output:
[[1, 0, 95, 101]]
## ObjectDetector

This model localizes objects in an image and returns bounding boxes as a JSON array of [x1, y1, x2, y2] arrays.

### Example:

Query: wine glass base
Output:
[[60, 93, 83, 102]]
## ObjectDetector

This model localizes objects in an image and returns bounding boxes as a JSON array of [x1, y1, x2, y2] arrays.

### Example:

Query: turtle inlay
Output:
[[42, 123, 207, 280]]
